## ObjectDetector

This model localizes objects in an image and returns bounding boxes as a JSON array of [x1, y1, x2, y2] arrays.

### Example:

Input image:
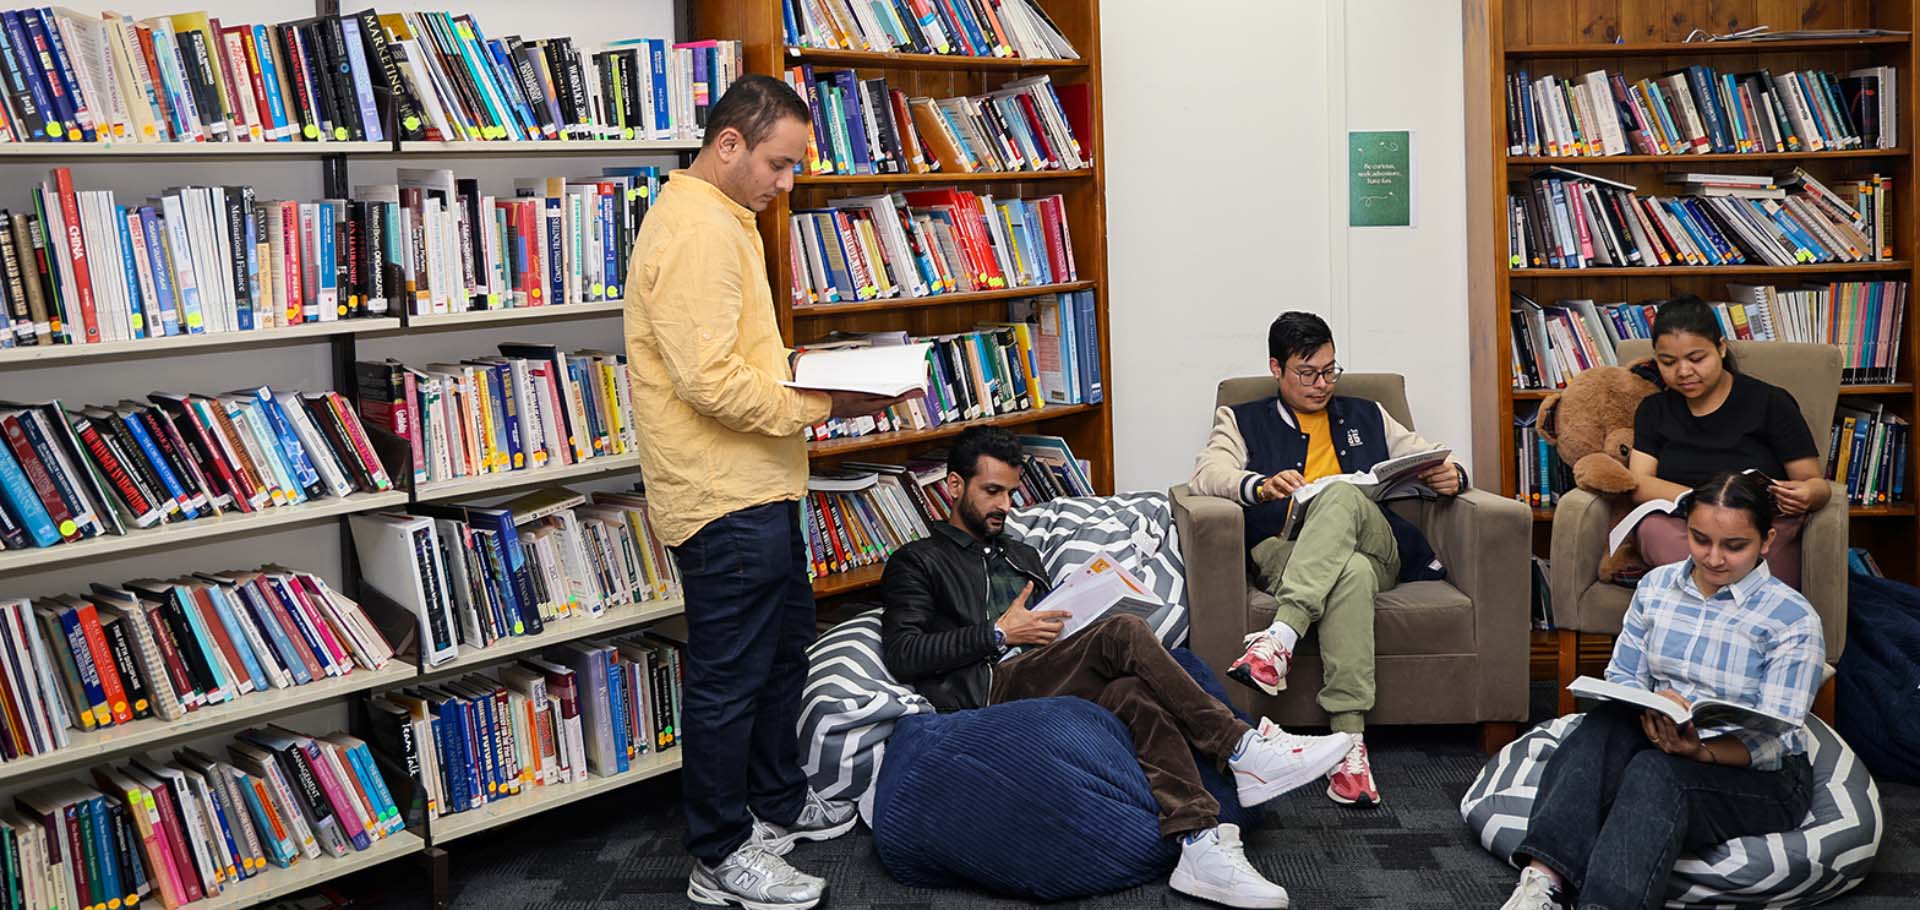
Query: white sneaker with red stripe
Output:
[[1227, 721, 1355, 807], [1326, 739, 1381, 807]]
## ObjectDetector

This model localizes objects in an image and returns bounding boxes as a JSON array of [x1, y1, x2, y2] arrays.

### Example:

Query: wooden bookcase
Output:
[[1464, 0, 1919, 674], [692, 1, 1116, 600]]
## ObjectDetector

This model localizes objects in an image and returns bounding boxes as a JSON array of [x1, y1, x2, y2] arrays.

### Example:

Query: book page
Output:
[[783, 343, 933, 396], [1608, 498, 1682, 554]]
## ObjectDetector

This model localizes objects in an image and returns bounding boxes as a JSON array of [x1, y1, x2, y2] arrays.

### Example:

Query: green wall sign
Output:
[[1349, 130, 1412, 227]]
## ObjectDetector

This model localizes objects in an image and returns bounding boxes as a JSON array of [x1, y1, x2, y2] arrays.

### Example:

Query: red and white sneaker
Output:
[[1227, 630, 1291, 696], [1326, 740, 1380, 807]]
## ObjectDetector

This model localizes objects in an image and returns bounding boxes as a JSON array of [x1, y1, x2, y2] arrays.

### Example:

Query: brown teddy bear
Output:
[[1537, 358, 1663, 581]]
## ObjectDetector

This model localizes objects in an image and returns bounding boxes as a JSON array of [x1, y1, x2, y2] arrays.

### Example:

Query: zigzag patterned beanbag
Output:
[[1461, 714, 1882, 908]]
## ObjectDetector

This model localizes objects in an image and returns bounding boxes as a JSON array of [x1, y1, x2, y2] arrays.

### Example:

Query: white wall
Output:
[[1104, 0, 1471, 491]]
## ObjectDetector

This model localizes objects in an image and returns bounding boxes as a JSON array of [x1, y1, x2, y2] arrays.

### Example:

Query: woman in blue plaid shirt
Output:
[[1501, 471, 1823, 910]]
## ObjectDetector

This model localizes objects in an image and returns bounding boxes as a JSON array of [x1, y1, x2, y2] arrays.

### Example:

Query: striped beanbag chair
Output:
[[797, 609, 934, 822], [1461, 714, 1883, 908], [1004, 492, 1191, 648]]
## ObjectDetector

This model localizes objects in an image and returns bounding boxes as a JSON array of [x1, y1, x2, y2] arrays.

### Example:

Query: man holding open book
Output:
[[623, 75, 900, 910], [1190, 311, 1468, 807], [880, 427, 1354, 910]]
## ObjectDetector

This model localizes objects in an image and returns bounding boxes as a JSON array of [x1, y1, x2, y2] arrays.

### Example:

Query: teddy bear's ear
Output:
[[1537, 394, 1561, 444]]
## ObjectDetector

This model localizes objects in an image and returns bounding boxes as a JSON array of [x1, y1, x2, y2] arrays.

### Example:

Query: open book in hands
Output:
[[1279, 447, 1452, 540], [1567, 675, 1802, 736], [1000, 550, 1167, 661], [1606, 468, 1776, 554], [783, 342, 933, 397]]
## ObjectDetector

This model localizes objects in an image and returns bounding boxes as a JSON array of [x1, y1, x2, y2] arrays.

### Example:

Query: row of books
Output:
[[803, 434, 1091, 581], [0, 568, 392, 760], [785, 66, 1087, 176], [800, 295, 1101, 443], [5, 724, 401, 910], [1510, 281, 1908, 390], [1848, 547, 1886, 577], [1508, 167, 1895, 270], [1830, 400, 1909, 507], [0, 8, 736, 146], [781, 0, 1077, 60], [366, 632, 682, 821], [1529, 556, 1555, 631], [351, 487, 681, 669], [356, 344, 634, 490], [0, 388, 392, 553], [1512, 415, 1573, 509], [1505, 65, 1897, 158], [789, 188, 1077, 305], [2, 165, 666, 349]]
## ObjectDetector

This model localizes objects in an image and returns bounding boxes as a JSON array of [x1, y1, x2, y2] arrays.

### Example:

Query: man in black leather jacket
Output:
[[877, 427, 1355, 910]]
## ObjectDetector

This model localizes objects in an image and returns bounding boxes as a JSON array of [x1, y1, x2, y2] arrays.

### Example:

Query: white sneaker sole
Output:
[[686, 877, 823, 910], [1169, 866, 1290, 909], [1234, 735, 1356, 806], [1325, 779, 1381, 807]]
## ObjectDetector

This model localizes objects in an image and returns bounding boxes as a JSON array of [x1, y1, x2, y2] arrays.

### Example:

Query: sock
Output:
[[1230, 729, 1258, 761], [1266, 621, 1300, 653], [1182, 828, 1214, 846]]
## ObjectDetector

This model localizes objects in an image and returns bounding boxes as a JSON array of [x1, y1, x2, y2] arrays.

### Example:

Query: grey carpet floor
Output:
[[346, 687, 1920, 909]]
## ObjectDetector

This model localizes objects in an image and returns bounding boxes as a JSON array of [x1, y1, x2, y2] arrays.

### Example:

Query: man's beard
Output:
[[958, 499, 1004, 539]]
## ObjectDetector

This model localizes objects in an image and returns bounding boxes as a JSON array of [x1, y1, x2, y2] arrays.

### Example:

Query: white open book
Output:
[[784, 343, 933, 396], [1606, 469, 1775, 554], [1001, 550, 1165, 661], [1280, 447, 1452, 540], [1567, 675, 1802, 736]]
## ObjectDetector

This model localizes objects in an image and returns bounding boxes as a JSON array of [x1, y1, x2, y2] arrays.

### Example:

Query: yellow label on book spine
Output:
[[403, 115, 421, 131], [303, 123, 319, 139]]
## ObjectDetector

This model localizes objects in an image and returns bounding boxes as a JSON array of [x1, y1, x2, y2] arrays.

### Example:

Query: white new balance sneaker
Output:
[[1228, 721, 1356, 806], [750, 790, 859, 855], [1168, 824, 1289, 909], [687, 841, 826, 910]]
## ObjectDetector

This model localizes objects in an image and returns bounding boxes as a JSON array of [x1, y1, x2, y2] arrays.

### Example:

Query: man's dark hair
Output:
[[702, 74, 811, 150], [948, 427, 1025, 480], [1268, 311, 1333, 366]]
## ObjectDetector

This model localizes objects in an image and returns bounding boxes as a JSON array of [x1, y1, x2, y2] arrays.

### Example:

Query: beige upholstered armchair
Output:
[[1548, 340, 1849, 718], [1170, 373, 1535, 751]]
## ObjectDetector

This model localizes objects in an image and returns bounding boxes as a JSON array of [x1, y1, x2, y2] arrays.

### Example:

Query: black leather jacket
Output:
[[879, 522, 1052, 712]]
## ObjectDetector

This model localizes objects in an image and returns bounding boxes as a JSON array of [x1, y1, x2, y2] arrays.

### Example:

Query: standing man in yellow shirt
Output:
[[624, 75, 896, 910]]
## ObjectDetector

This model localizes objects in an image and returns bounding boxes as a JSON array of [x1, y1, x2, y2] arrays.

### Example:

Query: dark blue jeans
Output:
[[670, 500, 815, 864], [1515, 701, 1813, 910]]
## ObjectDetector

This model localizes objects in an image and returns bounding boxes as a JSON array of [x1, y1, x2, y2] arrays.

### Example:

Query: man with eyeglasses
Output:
[[1188, 311, 1468, 808]]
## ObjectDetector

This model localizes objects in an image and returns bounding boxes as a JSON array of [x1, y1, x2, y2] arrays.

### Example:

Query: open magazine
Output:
[[1000, 550, 1166, 661], [783, 343, 933, 396], [1279, 447, 1452, 540], [1567, 675, 1803, 736]]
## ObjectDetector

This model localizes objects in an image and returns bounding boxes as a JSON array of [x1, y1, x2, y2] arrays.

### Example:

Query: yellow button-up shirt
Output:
[[623, 171, 830, 547]]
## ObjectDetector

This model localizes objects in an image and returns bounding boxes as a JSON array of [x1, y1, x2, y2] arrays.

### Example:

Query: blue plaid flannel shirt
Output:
[[1604, 559, 1825, 770]]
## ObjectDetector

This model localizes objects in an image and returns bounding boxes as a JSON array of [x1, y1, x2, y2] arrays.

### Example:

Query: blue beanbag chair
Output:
[[870, 648, 1259, 900], [1839, 573, 1920, 784]]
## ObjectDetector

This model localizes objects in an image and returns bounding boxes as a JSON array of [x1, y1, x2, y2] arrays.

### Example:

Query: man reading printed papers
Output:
[[1189, 311, 1468, 808], [880, 426, 1352, 910]]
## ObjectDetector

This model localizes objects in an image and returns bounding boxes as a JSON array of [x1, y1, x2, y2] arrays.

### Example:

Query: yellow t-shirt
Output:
[[1296, 410, 1342, 481]]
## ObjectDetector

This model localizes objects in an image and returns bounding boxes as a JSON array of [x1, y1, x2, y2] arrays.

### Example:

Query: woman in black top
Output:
[[1627, 297, 1827, 588]]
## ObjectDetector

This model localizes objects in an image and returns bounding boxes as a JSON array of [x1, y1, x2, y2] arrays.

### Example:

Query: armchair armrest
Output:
[[1169, 484, 1252, 678], [1421, 488, 1532, 722], [1800, 480, 1848, 660], [1548, 489, 1610, 632]]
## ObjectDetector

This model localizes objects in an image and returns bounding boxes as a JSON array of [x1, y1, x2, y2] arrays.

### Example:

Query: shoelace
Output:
[[1338, 746, 1369, 778], [1242, 634, 1286, 661], [1516, 871, 1555, 905]]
